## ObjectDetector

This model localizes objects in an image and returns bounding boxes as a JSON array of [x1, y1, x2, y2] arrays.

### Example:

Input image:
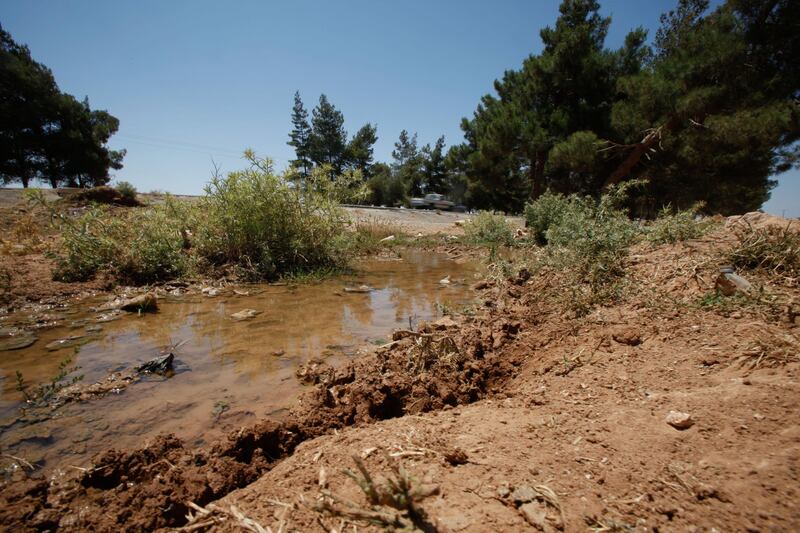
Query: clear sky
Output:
[[2, 0, 796, 216]]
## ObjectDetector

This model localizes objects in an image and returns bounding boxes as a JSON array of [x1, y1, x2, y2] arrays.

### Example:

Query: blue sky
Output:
[[2, 0, 796, 216]]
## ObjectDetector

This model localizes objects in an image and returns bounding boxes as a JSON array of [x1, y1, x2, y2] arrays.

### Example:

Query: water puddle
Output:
[[0, 251, 477, 471]]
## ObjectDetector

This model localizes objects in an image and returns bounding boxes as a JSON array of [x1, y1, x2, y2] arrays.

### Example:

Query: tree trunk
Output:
[[529, 152, 546, 201], [603, 128, 661, 190]]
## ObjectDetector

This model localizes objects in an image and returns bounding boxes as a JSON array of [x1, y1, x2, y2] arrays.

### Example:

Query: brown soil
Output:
[[1, 204, 798, 531]]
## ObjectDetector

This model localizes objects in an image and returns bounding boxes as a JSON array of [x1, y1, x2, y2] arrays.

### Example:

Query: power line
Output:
[[114, 133, 293, 162]]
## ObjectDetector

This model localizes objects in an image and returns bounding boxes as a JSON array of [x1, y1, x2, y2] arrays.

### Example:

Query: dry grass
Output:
[[315, 455, 440, 532], [726, 224, 799, 285]]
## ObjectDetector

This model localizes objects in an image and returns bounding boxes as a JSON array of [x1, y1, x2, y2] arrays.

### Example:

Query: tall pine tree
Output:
[[309, 94, 347, 177], [287, 91, 312, 178]]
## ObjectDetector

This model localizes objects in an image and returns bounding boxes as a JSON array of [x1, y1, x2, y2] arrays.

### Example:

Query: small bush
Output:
[[463, 211, 515, 246], [115, 181, 139, 205], [646, 204, 710, 244], [522, 183, 642, 312], [51, 200, 189, 284], [523, 191, 575, 244], [194, 153, 350, 280], [726, 224, 799, 280]]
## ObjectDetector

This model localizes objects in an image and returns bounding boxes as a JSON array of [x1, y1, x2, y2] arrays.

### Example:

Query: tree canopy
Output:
[[452, 0, 799, 215], [0, 26, 125, 188]]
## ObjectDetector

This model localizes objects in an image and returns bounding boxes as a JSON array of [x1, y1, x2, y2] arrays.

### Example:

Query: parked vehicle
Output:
[[410, 193, 455, 210]]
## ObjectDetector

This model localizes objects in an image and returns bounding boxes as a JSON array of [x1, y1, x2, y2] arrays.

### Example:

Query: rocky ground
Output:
[[0, 188, 797, 531]]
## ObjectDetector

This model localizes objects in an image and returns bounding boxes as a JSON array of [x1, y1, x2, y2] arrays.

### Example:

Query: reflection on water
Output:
[[0, 251, 477, 471]]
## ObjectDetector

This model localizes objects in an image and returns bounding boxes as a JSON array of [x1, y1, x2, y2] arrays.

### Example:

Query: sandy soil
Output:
[[0, 187, 797, 531]]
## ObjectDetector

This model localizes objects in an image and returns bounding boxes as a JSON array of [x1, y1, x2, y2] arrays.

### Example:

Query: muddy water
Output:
[[0, 251, 478, 472]]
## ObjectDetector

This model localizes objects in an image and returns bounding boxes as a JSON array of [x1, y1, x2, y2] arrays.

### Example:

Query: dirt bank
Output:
[[1, 217, 798, 531]]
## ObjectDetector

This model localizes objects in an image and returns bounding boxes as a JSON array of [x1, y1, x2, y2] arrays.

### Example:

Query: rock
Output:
[[454, 220, 466, 227], [95, 311, 121, 323], [511, 485, 537, 505], [45, 335, 88, 351], [0, 331, 38, 351], [439, 275, 451, 285], [415, 232, 424, 238], [433, 316, 458, 330], [233, 289, 250, 296], [202, 287, 222, 297], [85, 325, 103, 333], [135, 353, 174, 374], [120, 293, 158, 313], [443, 447, 468, 465], [231, 309, 261, 320], [344, 285, 373, 293], [666, 410, 694, 430], [379, 235, 396, 243], [715, 267, 752, 296], [611, 328, 642, 346], [519, 501, 548, 529], [472, 280, 491, 290]]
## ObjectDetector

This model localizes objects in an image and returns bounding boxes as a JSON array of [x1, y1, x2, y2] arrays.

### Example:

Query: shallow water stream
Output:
[[0, 251, 477, 472]]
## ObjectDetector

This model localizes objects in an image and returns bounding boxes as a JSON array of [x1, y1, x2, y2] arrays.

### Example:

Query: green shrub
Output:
[[523, 191, 574, 244], [463, 211, 515, 246], [522, 183, 642, 311], [194, 153, 350, 280], [115, 181, 139, 205], [52, 200, 189, 284], [646, 204, 710, 244]]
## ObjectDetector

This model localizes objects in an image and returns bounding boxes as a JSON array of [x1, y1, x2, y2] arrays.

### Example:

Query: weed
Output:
[[463, 211, 516, 247], [212, 399, 229, 420], [645, 204, 712, 244], [523, 190, 575, 245], [49, 201, 190, 284], [348, 218, 408, 253], [725, 224, 799, 283], [0, 266, 10, 303], [316, 455, 440, 532], [195, 153, 350, 280], [115, 181, 138, 204], [406, 333, 461, 375], [15, 353, 84, 407]]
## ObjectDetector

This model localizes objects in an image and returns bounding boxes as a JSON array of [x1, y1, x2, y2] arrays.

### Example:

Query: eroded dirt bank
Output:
[[2, 213, 799, 531]]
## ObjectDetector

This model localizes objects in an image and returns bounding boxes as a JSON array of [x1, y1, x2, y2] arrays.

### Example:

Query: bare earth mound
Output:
[[1, 215, 798, 531]]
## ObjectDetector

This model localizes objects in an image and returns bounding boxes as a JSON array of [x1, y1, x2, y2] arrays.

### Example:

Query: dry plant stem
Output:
[[2, 453, 35, 470]]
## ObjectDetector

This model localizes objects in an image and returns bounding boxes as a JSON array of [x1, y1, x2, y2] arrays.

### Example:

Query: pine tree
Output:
[[392, 130, 425, 196], [345, 123, 378, 176], [287, 91, 312, 178], [607, 0, 800, 214], [309, 94, 347, 178], [0, 26, 124, 188], [421, 136, 448, 194]]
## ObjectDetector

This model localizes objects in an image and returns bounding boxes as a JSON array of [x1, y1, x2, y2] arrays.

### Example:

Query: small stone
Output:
[[343, 285, 373, 293], [45, 335, 87, 351], [612, 327, 642, 346], [0, 331, 38, 351], [510, 485, 537, 505], [432, 316, 458, 330], [715, 267, 752, 296], [439, 275, 451, 285], [519, 501, 548, 529], [120, 293, 158, 313], [666, 410, 694, 430], [472, 280, 491, 290], [231, 309, 261, 320], [443, 448, 468, 466]]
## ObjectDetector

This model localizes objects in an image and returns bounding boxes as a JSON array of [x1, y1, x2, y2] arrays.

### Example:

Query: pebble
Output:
[[666, 410, 695, 430]]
